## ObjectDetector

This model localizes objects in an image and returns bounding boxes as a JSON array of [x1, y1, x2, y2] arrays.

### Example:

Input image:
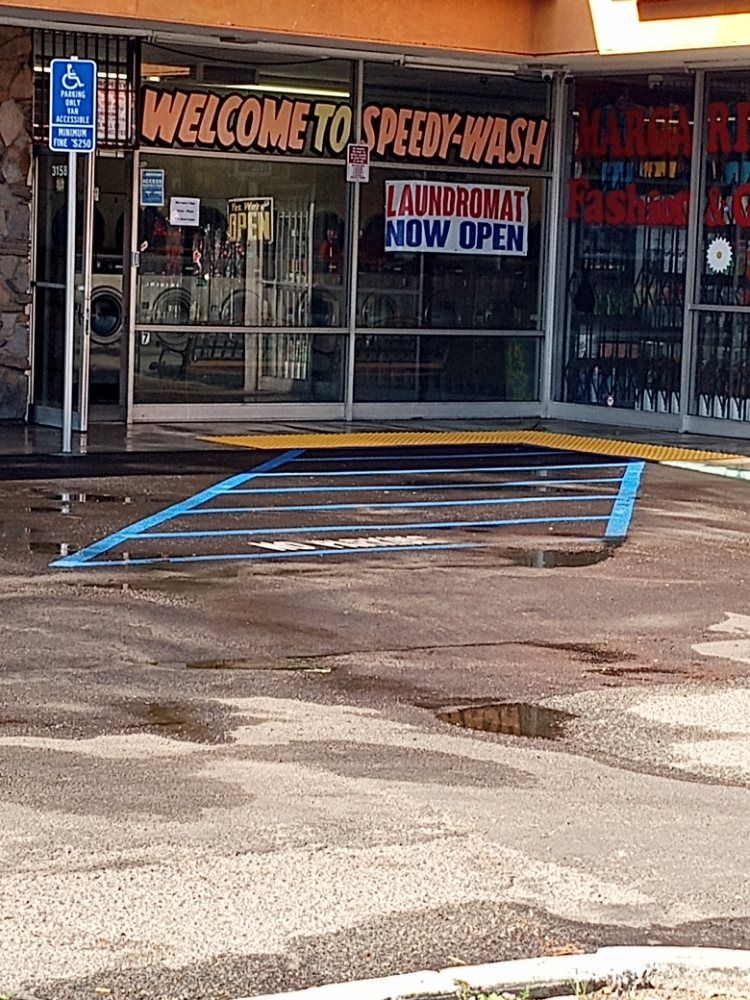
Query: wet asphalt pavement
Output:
[[2, 444, 750, 999]]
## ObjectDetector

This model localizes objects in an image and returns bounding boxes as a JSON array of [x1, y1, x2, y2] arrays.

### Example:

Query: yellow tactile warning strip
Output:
[[198, 430, 744, 464]]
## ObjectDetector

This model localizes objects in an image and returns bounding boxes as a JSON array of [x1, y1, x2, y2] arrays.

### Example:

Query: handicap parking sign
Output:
[[49, 58, 97, 152]]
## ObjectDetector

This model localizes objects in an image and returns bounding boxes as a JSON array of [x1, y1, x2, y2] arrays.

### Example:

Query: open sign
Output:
[[227, 197, 274, 243]]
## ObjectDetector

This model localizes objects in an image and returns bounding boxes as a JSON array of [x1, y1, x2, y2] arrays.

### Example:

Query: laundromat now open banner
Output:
[[385, 180, 529, 256]]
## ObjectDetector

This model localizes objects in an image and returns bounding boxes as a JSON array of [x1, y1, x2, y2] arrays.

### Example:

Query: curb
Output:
[[239, 946, 750, 1000], [663, 459, 750, 481]]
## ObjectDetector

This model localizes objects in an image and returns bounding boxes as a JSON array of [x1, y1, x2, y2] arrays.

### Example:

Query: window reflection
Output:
[[134, 331, 346, 403], [357, 171, 544, 331], [136, 157, 348, 329], [700, 73, 750, 307], [560, 75, 694, 414], [354, 335, 538, 401]]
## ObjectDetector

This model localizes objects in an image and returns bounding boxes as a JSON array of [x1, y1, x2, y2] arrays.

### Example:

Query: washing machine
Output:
[[90, 271, 124, 346], [88, 258, 125, 404]]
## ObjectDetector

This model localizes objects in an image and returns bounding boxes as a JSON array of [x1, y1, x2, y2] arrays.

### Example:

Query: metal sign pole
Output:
[[50, 55, 97, 454], [62, 150, 77, 453]]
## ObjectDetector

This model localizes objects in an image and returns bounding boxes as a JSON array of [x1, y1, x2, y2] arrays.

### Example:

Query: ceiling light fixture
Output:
[[204, 82, 350, 98]]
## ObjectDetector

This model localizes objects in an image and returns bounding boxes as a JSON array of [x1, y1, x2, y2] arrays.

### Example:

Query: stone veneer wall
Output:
[[0, 27, 32, 421]]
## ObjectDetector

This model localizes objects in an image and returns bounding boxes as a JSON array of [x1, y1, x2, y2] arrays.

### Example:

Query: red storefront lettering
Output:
[[576, 105, 691, 160], [577, 108, 602, 157], [732, 184, 750, 228], [567, 179, 689, 227]]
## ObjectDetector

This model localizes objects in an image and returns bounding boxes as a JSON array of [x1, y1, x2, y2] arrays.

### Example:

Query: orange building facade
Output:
[[3, 0, 750, 434]]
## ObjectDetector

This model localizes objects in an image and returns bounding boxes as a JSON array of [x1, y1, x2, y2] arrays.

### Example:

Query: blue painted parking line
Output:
[[51, 449, 303, 569], [216, 475, 622, 497], [141, 514, 611, 540], [50, 445, 644, 570], [179, 493, 617, 516], [71, 542, 479, 569], [605, 461, 645, 539], [225, 461, 629, 480]]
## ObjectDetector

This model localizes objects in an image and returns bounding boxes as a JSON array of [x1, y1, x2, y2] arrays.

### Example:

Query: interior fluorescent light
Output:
[[206, 82, 350, 98], [401, 55, 520, 75]]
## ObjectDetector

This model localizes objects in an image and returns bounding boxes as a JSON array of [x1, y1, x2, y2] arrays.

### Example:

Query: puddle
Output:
[[46, 492, 135, 504], [498, 547, 615, 568], [119, 700, 221, 742], [436, 701, 575, 739], [185, 657, 335, 674], [521, 641, 634, 665], [28, 540, 78, 556], [590, 664, 684, 677]]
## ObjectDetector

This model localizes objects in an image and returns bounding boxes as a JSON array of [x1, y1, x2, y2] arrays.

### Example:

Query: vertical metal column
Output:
[[540, 72, 568, 416], [126, 148, 140, 424], [344, 60, 364, 422], [62, 150, 77, 453], [679, 70, 705, 432], [78, 151, 96, 434]]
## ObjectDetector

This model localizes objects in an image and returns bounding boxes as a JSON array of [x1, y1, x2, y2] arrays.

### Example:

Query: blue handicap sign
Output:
[[49, 58, 97, 153]]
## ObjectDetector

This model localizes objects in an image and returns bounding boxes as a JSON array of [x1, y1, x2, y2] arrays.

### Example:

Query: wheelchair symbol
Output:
[[61, 63, 85, 90]]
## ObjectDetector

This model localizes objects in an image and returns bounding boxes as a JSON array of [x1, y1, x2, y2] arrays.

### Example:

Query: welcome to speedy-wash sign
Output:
[[385, 180, 529, 256], [139, 88, 550, 168]]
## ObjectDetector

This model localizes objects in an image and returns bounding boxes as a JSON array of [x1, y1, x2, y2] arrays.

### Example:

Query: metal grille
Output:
[[562, 207, 686, 415], [32, 31, 139, 149], [694, 311, 750, 422]]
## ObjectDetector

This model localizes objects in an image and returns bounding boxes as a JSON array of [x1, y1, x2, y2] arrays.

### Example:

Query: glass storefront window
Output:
[[140, 45, 353, 158], [354, 335, 539, 402], [128, 58, 550, 411], [133, 331, 346, 403], [363, 64, 551, 171], [559, 74, 694, 414], [136, 156, 348, 329], [699, 73, 750, 307], [693, 312, 750, 422], [691, 71, 750, 421], [357, 170, 545, 331]]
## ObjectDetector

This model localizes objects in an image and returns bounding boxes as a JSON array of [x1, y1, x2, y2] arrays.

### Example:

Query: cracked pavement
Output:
[[1, 458, 750, 999]]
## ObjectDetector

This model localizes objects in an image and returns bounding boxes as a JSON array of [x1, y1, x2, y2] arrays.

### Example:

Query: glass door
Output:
[[31, 149, 92, 429], [88, 154, 130, 417], [31, 150, 129, 429]]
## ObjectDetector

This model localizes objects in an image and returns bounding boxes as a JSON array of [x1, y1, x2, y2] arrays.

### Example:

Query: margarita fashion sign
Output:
[[385, 180, 529, 256]]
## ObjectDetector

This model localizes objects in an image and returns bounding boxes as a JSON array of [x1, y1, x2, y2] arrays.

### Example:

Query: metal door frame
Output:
[[30, 149, 133, 430], [88, 148, 131, 423], [29, 149, 94, 432]]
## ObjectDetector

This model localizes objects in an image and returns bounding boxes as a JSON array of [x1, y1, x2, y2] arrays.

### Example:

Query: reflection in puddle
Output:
[[437, 702, 575, 739], [591, 664, 680, 678], [22, 493, 136, 517], [29, 540, 78, 556], [47, 492, 134, 504], [498, 546, 616, 568]]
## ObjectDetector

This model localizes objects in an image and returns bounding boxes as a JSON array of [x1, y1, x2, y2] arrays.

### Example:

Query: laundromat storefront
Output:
[[132, 51, 551, 419]]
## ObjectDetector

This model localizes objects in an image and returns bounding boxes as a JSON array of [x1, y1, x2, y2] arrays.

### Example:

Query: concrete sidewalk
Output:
[[3, 415, 750, 458]]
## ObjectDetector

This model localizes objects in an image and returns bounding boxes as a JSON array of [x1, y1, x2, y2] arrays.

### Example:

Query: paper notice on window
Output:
[[169, 196, 200, 227]]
